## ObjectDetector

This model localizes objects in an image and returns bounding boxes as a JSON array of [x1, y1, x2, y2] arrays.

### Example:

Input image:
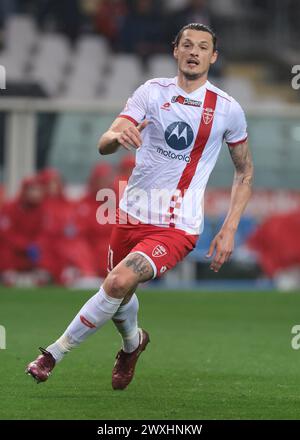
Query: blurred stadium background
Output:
[[0, 0, 299, 290]]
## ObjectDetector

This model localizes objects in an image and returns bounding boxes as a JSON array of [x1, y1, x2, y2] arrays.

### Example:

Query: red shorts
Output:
[[108, 210, 198, 278]]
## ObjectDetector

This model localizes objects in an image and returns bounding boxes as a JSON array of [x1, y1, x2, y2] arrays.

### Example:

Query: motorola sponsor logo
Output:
[[164, 121, 194, 151], [156, 147, 191, 163]]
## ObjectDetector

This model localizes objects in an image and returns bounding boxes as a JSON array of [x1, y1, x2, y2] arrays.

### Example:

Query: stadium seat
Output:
[[69, 55, 105, 81], [210, 0, 246, 18], [148, 55, 177, 78], [4, 14, 37, 54], [164, 0, 188, 11], [62, 37, 108, 99], [0, 15, 37, 82], [102, 80, 140, 101], [76, 35, 108, 63], [0, 53, 26, 81], [102, 55, 143, 100], [221, 77, 256, 105], [33, 34, 71, 68], [29, 34, 71, 96], [62, 77, 101, 99]]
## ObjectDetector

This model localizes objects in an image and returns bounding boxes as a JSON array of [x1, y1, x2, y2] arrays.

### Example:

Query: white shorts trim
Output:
[[129, 251, 157, 279]]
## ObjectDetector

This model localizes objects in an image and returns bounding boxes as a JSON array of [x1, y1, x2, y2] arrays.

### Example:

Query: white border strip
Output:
[[130, 251, 157, 279]]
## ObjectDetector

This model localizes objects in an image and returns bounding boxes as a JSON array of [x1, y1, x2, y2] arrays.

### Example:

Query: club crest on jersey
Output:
[[152, 245, 167, 258], [165, 121, 194, 151], [202, 107, 215, 125]]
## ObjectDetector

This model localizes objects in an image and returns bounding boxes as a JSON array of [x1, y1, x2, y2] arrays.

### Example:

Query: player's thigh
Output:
[[107, 224, 135, 273], [129, 230, 198, 278]]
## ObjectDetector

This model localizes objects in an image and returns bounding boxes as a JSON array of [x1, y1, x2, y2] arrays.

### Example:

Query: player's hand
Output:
[[205, 228, 235, 272], [117, 120, 149, 151]]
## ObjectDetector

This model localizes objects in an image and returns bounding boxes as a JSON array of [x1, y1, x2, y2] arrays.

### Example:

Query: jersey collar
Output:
[[174, 76, 209, 97]]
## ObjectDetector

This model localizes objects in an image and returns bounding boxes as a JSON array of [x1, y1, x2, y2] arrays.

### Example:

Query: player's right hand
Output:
[[117, 120, 149, 150]]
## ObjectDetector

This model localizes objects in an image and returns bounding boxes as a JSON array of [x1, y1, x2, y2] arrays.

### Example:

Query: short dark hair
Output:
[[173, 23, 217, 51]]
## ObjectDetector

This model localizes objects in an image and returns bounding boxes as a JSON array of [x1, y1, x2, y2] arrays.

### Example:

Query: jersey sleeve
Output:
[[119, 82, 150, 126], [224, 99, 248, 147]]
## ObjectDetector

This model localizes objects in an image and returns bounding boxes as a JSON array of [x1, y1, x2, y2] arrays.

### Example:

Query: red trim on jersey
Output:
[[150, 81, 176, 88], [214, 92, 231, 102], [167, 89, 218, 227], [175, 89, 217, 193], [119, 115, 139, 126], [227, 136, 248, 147]]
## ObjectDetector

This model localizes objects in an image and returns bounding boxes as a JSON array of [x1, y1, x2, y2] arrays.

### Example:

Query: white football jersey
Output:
[[119, 77, 248, 235]]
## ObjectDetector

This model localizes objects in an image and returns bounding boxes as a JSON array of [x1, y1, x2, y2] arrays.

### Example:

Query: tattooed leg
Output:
[[103, 252, 154, 300], [124, 253, 154, 281]]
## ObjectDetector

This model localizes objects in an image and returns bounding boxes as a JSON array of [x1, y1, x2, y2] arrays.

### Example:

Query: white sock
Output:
[[112, 293, 140, 353], [47, 286, 123, 362]]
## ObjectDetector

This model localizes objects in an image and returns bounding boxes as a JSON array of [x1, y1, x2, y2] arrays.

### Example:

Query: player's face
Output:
[[23, 184, 44, 205], [174, 29, 218, 81], [48, 179, 61, 197]]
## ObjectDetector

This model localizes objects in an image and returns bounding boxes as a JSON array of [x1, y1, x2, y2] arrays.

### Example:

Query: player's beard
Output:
[[180, 66, 205, 81], [183, 71, 203, 80]]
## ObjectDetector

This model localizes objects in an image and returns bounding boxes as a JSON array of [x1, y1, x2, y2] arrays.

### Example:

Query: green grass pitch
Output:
[[1, 287, 300, 420]]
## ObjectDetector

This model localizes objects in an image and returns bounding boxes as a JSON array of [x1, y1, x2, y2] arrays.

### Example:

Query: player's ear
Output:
[[210, 50, 218, 65], [173, 45, 178, 60]]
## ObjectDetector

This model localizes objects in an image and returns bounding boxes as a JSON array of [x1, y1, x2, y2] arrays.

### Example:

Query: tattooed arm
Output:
[[224, 140, 253, 230], [207, 140, 254, 272]]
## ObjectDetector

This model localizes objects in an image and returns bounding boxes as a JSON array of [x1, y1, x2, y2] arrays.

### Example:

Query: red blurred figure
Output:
[[113, 155, 135, 203], [38, 168, 97, 285], [118, 155, 135, 180], [39, 168, 65, 201], [247, 209, 300, 277], [0, 185, 5, 209], [0, 176, 44, 279], [94, 0, 128, 47], [76, 162, 115, 278], [88, 162, 114, 195]]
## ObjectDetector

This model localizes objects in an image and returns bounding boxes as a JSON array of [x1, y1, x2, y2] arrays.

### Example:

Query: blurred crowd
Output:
[[0, 155, 135, 287], [0, 0, 286, 55], [0, 154, 299, 288], [0, 0, 212, 55]]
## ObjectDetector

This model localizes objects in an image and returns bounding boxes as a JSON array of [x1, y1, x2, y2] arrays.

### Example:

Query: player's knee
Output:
[[104, 271, 135, 298]]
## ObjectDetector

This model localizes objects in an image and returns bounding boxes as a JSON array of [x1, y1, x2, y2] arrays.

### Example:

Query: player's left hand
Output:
[[206, 228, 235, 272]]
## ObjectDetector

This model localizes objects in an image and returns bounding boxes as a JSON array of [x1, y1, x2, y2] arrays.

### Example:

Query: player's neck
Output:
[[176, 74, 208, 94]]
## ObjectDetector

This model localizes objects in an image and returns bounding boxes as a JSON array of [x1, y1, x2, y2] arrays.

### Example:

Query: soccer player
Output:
[[26, 23, 254, 390]]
